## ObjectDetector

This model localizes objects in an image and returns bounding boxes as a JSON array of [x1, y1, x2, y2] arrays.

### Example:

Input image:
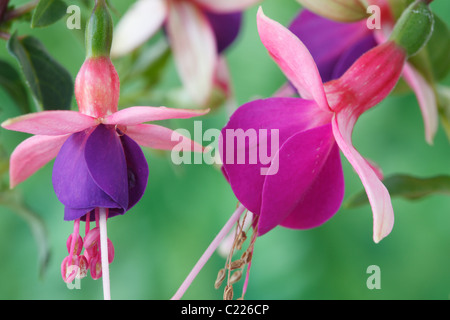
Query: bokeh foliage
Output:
[[0, 0, 449, 300]]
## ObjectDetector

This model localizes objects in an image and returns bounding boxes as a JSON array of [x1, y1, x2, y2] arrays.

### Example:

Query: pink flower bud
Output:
[[75, 57, 120, 118]]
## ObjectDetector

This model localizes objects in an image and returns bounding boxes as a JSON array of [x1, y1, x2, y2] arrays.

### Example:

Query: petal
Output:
[[126, 124, 204, 152], [296, 0, 368, 22], [258, 124, 337, 236], [104, 106, 209, 126], [280, 143, 344, 230], [257, 8, 330, 111], [120, 134, 149, 211], [52, 128, 121, 217], [1, 111, 97, 135], [193, 0, 261, 13], [64, 207, 95, 221], [166, 1, 217, 105], [324, 41, 406, 115], [111, 0, 167, 58], [204, 11, 242, 53], [402, 62, 438, 145], [289, 9, 372, 82], [332, 112, 394, 243], [9, 134, 70, 188], [84, 125, 129, 211], [220, 97, 330, 215]]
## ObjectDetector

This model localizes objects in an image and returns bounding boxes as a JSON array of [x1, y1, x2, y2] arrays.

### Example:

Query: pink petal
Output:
[[9, 134, 70, 188], [402, 62, 438, 145], [1, 111, 97, 135], [111, 0, 167, 58], [126, 124, 204, 152], [256, 8, 330, 112], [193, 0, 261, 13], [166, 1, 217, 105], [332, 112, 394, 243], [324, 41, 406, 116], [103, 106, 209, 126]]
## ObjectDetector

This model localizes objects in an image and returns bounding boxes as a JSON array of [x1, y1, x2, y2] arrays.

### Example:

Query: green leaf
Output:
[[0, 59, 30, 114], [345, 174, 450, 208], [31, 0, 67, 28], [7, 33, 73, 111], [0, 190, 51, 279], [424, 15, 450, 81]]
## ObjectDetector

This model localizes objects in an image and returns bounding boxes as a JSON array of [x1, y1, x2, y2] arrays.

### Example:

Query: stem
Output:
[[171, 204, 246, 300], [3, 0, 38, 21], [99, 207, 111, 300], [0, 0, 10, 22]]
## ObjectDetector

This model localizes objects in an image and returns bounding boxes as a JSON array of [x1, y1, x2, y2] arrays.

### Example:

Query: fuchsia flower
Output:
[[1, 0, 206, 298], [2, 57, 206, 283], [171, 7, 417, 300], [111, 0, 260, 105], [287, 0, 438, 144], [221, 7, 407, 243]]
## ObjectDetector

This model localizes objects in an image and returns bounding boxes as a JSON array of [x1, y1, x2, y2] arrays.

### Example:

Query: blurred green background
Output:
[[0, 0, 449, 300]]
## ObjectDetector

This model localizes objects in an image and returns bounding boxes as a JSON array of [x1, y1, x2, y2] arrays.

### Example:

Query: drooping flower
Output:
[[1, 0, 206, 298], [221, 7, 409, 243], [111, 0, 261, 105], [172, 3, 434, 300], [286, 0, 438, 144]]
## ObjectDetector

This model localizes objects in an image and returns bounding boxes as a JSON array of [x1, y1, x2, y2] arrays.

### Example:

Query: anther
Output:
[[223, 285, 233, 300], [229, 259, 245, 270], [215, 268, 226, 289], [229, 270, 242, 285], [66, 233, 83, 256]]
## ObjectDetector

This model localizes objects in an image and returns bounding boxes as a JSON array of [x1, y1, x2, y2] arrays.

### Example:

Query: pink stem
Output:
[[99, 207, 111, 300], [242, 261, 252, 297], [171, 204, 246, 300]]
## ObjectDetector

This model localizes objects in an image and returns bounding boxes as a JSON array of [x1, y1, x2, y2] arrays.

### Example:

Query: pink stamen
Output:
[[85, 211, 91, 235], [68, 219, 81, 261]]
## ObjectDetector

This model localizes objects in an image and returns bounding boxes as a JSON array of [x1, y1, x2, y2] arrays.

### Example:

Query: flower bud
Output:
[[389, 0, 434, 57], [75, 57, 120, 118], [74, 0, 119, 118]]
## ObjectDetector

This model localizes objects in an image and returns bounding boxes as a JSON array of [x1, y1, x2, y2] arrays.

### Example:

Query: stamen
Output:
[[171, 204, 246, 300], [85, 211, 91, 235], [61, 209, 115, 290], [223, 285, 233, 300], [229, 270, 242, 285], [214, 268, 226, 289], [68, 219, 82, 259], [220, 211, 259, 300], [229, 259, 245, 271]]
